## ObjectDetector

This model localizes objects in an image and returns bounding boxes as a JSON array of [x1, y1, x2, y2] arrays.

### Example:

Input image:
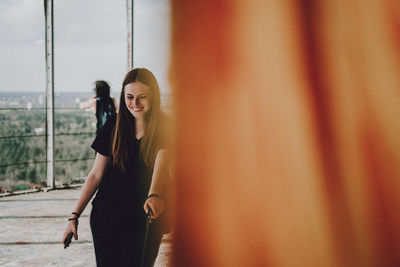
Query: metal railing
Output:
[[0, 107, 96, 195]]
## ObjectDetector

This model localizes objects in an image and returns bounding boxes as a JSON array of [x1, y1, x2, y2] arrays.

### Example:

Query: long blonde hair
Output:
[[112, 68, 166, 171]]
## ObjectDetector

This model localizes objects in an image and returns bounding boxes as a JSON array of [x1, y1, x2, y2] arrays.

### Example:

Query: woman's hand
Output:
[[144, 194, 164, 219], [62, 217, 79, 245]]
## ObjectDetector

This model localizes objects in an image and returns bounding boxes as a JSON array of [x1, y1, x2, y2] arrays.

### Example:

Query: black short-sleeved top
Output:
[[91, 115, 153, 219], [95, 97, 116, 135]]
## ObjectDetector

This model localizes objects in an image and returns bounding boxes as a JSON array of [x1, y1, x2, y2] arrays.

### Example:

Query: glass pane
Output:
[[134, 0, 172, 112], [0, 1, 46, 192], [53, 0, 125, 185]]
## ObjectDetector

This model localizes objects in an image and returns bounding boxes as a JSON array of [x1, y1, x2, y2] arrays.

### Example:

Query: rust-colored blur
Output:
[[170, 0, 400, 266]]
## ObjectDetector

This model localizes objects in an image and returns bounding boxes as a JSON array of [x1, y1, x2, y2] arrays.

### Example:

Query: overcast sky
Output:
[[0, 0, 171, 95]]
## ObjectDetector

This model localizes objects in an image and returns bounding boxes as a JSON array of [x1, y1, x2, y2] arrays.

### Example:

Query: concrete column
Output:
[[127, 0, 134, 70], [44, 0, 55, 189]]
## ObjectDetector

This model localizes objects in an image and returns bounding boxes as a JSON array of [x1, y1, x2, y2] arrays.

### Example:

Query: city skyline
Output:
[[0, 91, 173, 111]]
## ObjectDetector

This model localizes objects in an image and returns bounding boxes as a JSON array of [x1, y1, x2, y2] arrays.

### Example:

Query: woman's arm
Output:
[[82, 98, 96, 113], [144, 149, 170, 219], [62, 153, 109, 243], [72, 153, 109, 215]]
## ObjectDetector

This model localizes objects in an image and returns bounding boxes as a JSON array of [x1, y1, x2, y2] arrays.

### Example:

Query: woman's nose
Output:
[[134, 97, 140, 106], [134, 98, 143, 108]]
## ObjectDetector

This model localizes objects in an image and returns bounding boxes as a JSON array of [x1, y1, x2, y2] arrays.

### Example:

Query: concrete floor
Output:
[[0, 187, 172, 266]]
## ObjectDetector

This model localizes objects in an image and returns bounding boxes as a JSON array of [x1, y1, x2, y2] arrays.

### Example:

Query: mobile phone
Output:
[[64, 232, 74, 249], [147, 208, 154, 223]]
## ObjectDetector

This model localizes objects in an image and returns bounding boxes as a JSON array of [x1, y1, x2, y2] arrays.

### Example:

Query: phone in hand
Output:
[[64, 232, 74, 249], [147, 208, 154, 224]]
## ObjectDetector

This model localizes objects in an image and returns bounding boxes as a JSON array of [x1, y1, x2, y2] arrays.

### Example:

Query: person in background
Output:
[[63, 68, 171, 266], [83, 80, 117, 135]]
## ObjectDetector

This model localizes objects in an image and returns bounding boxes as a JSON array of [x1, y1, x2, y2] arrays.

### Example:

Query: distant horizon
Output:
[[0, 91, 113, 94], [0, 91, 170, 95]]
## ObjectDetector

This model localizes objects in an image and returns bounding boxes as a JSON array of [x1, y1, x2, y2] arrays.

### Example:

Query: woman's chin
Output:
[[130, 112, 145, 120]]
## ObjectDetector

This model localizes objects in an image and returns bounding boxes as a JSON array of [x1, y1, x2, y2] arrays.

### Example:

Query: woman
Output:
[[82, 80, 117, 135], [63, 68, 171, 266]]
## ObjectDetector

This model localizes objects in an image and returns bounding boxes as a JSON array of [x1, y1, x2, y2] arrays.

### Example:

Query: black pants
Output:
[[90, 204, 163, 267]]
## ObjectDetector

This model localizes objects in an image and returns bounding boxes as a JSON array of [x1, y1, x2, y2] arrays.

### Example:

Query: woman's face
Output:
[[124, 81, 152, 120]]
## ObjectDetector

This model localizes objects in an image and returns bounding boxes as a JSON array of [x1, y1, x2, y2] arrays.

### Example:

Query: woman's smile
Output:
[[133, 107, 143, 112]]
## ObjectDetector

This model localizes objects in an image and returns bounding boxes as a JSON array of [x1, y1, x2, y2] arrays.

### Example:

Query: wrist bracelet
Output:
[[147, 193, 163, 200], [68, 217, 79, 225], [71, 212, 81, 218]]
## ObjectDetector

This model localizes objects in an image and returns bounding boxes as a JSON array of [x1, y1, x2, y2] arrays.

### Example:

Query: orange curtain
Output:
[[170, 0, 400, 266]]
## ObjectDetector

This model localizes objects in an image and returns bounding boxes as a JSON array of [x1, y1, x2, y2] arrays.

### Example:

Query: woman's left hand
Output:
[[144, 195, 164, 219]]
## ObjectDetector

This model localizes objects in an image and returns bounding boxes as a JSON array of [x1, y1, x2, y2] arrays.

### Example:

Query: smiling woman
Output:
[[63, 68, 172, 267]]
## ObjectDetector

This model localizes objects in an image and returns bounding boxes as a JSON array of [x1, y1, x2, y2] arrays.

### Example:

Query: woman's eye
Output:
[[140, 95, 147, 99], [127, 96, 133, 100]]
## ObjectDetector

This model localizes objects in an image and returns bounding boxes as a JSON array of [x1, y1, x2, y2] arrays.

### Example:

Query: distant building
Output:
[[34, 128, 44, 135]]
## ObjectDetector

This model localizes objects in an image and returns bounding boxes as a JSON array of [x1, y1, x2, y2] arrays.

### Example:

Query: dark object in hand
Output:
[[147, 208, 154, 224], [64, 232, 74, 249]]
